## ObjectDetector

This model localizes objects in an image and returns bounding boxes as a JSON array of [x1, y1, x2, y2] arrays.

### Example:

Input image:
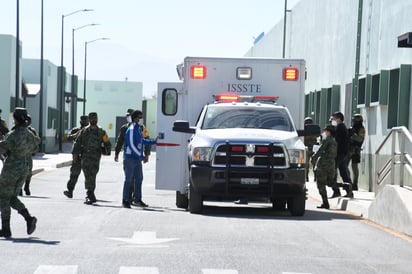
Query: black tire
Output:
[[176, 191, 189, 209], [272, 198, 287, 211], [289, 193, 306, 216], [189, 184, 203, 214]]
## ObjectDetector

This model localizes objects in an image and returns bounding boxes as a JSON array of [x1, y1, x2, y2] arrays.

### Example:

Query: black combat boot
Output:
[[18, 208, 37, 235], [84, 191, 97, 205], [24, 181, 31, 196], [343, 183, 354, 198], [63, 189, 73, 198], [0, 218, 12, 238], [317, 194, 330, 209], [329, 189, 341, 198]]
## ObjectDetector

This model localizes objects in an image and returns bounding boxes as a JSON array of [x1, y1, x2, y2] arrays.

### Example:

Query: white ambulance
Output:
[[156, 57, 319, 216]]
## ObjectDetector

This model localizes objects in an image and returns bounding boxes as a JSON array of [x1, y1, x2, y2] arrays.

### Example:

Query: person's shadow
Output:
[[1, 237, 60, 245]]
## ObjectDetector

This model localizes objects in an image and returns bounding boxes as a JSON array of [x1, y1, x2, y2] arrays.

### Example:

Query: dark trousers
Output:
[[332, 153, 352, 192]]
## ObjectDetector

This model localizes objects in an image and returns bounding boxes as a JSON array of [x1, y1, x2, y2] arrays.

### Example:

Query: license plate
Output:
[[240, 178, 259, 185]]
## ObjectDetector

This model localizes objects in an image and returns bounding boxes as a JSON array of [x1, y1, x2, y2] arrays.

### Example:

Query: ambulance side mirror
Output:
[[297, 124, 320, 137], [173, 120, 196, 134]]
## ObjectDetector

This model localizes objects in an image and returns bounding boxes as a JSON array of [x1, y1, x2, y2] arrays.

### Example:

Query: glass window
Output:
[[162, 89, 178, 116], [201, 106, 293, 131]]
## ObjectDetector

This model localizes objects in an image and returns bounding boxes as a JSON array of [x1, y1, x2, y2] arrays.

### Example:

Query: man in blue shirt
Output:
[[122, 110, 157, 208]]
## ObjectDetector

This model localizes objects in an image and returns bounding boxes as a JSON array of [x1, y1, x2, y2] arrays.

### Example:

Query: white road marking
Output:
[[34, 265, 78, 274], [119, 266, 159, 274], [108, 231, 178, 246], [202, 269, 238, 274]]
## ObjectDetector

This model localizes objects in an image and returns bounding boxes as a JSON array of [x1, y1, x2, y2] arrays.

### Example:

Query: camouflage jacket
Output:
[[0, 126, 39, 166], [312, 136, 337, 171], [72, 125, 111, 158]]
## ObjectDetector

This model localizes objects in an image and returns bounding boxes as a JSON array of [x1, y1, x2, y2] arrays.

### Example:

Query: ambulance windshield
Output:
[[201, 106, 293, 131]]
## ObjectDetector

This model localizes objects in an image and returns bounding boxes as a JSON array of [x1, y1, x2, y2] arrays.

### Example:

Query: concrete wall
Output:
[[77, 80, 143, 142], [245, 0, 412, 191], [0, 34, 18, 126]]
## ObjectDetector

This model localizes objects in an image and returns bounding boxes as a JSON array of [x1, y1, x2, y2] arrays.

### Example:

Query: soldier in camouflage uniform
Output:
[[72, 112, 111, 205], [0, 108, 39, 238], [304, 117, 318, 181], [63, 115, 89, 198], [0, 109, 9, 164], [20, 115, 39, 196], [311, 125, 337, 209], [347, 114, 365, 191]]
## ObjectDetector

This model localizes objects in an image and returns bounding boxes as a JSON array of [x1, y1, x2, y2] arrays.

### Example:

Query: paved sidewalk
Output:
[[32, 152, 72, 175], [306, 180, 375, 218]]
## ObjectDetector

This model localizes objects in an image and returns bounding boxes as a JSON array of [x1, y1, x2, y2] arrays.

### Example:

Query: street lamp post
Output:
[[83, 38, 109, 115], [71, 23, 98, 128], [59, 8, 93, 152]]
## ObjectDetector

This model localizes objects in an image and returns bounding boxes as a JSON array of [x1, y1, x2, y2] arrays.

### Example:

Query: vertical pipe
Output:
[[15, 0, 20, 108], [39, 0, 44, 152], [282, 0, 288, 58], [59, 15, 64, 152], [399, 130, 405, 187], [390, 131, 396, 185], [83, 42, 87, 115], [353, 0, 363, 115]]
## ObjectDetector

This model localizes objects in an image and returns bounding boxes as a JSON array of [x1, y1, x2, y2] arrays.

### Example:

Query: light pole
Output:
[[39, 0, 44, 152], [83, 38, 109, 115], [71, 23, 98, 128], [59, 8, 93, 152], [282, 0, 292, 58], [15, 0, 20, 108]]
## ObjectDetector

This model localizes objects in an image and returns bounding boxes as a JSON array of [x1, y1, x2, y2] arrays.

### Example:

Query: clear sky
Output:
[[0, 0, 299, 97]]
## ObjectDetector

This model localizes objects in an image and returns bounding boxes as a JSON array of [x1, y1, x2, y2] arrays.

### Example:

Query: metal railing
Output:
[[375, 126, 412, 194]]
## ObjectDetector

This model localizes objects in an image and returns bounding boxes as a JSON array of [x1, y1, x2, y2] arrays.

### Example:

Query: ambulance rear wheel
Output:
[[176, 191, 189, 209], [189, 184, 203, 214]]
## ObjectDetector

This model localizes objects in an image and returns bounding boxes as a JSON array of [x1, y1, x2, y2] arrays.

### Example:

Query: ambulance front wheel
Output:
[[176, 191, 189, 209], [189, 184, 203, 214]]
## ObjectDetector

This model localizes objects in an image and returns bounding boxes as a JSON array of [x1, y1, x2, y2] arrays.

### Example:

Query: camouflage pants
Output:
[[0, 163, 29, 220], [67, 159, 82, 191], [316, 168, 335, 197], [81, 155, 101, 192]]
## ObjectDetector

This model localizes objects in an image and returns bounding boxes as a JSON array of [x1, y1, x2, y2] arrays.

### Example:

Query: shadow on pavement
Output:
[[199, 204, 354, 221], [7, 237, 60, 245]]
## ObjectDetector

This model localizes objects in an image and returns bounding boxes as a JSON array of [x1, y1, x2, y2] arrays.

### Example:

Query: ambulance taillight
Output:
[[283, 68, 298, 81], [191, 66, 207, 79]]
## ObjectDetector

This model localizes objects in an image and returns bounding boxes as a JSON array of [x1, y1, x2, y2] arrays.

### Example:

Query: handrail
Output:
[[375, 126, 412, 194]]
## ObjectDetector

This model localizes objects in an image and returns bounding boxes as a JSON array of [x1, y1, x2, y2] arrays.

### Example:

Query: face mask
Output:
[[138, 119, 144, 126], [321, 132, 327, 139], [126, 115, 132, 123], [331, 120, 337, 127]]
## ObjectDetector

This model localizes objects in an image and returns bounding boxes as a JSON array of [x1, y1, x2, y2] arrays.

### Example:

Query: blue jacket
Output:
[[124, 123, 156, 160]]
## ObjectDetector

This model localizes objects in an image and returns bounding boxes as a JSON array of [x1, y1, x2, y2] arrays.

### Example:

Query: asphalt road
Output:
[[1, 154, 411, 274]]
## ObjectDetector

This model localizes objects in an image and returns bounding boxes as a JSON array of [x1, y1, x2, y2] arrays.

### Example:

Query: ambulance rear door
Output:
[[155, 82, 188, 192]]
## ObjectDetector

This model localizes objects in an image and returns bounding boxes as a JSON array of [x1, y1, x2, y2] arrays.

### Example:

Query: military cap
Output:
[[323, 125, 336, 134], [304, 117, 313, 124], [80, 115, 89, 121], [88, 112, 98, 119], [332, 111, 344, 121], [14, 107, 28, 116], [126, 108, 135, 115], [352, 113, 363, 121]]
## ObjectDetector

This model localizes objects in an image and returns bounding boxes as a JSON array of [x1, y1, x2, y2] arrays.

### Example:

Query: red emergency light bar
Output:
[[213, 94, 278, 103], [191, 65, 207, 79], [283, 68, 299, 81]]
